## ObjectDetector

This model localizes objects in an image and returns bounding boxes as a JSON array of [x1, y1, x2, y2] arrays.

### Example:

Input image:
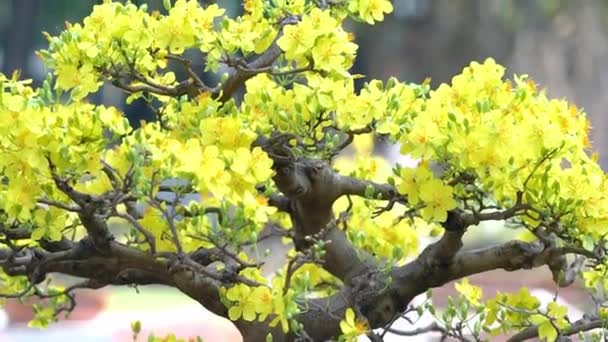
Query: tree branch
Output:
[[330, 126, 373, 157], [213, 15, 299, 103], [166, 53, 212, 93], [507, 317, 606, 342], [112, 212, 157, 254], [0, 237, 228, 317], [335, 174, 399, 202]]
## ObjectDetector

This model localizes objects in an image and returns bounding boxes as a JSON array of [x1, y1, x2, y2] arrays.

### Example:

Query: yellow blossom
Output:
[[340, 308, 369, 341]]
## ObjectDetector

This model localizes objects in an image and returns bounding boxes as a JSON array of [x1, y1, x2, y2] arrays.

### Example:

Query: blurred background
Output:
[[0, 0, 606, 341]]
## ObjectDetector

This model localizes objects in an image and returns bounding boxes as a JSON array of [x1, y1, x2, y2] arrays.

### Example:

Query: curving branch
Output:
[[0, 236, 229, 317], [330, 126, 374, 157], [113, 212, 157, 254], [507, 316, 607, 342], [213, 15, 300, 103], [335, 174, 400, 202], [5, 148, 604, 342], [166, 53, 212, 92], [0, 223, 32, 240], [261, 234, 586, 340]]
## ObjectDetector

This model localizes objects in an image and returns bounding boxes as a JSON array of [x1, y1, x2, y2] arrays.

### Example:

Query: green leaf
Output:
[[392, 246, 404, 260], [364, 184, 375, 198], [131, 320, 141, 334], [162, 0, 172, 11], [582, 235, 595, 251], [474, 320, 481, 334], [221, 17, 230, 30], [458, 300, 469, 319], [447, 112, 457, 122], [266, 333, 273, 342]]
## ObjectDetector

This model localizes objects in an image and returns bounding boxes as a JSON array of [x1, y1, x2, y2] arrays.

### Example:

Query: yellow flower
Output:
[[226, 284, 257, 321], [138, 207, 176, 252], [55, 64, 100, 100], [418, 179, 457, 222], [269, 292, 294, 333], [396, 163, 433, 205], [251, 287, 273, 321], [454, 278, 483, 306], [306, 8, 338, 34], [277, 20, 316, 60], [5, 179, 39, 220], [311, 32, 357, 73], [349, 0, 393, 24], [340, 308, 369, 341], [505, 288, 540, 310]]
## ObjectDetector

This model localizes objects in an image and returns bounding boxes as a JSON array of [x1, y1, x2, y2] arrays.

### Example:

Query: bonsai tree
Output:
[[1, 0, 607, 341]]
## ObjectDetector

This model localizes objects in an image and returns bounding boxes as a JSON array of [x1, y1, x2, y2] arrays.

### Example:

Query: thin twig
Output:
[[37, 198, 81, 212], [113, 212, 157, 254]]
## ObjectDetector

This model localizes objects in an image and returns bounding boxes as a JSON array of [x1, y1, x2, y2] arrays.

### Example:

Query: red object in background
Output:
[[4, 289, 107, 324]]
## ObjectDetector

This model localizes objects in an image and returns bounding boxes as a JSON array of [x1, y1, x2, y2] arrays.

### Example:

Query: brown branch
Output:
[[241, 222, 291, 246], [0, 224, 31, 240], [335, 174, 398, 201], [283, 255, 301, 295], [267, 193, 291, 213], [113, 212, 157, 254], [100, 160, 121, 190], [330, 126, 374, 157], [45, 156, 95, 204], [552, 254, 586, 287], [111, 78, 189, 97], [230, 58, 317, 77], [507, 317, 606, 342], [37, 198, 81, 212], [264, 157, 375, 283], [394, 238, 597, 298], [302, 223, 369, 283], [196, 236, 263, 270], [45, 157, 114, 248], [0, 238, 228, 317], [327, 237, 601, 335], [428, 229, 466, 261], [166, 54, 212, 92], [149, 199, 183, 254], [213, 15, 299, 103]]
